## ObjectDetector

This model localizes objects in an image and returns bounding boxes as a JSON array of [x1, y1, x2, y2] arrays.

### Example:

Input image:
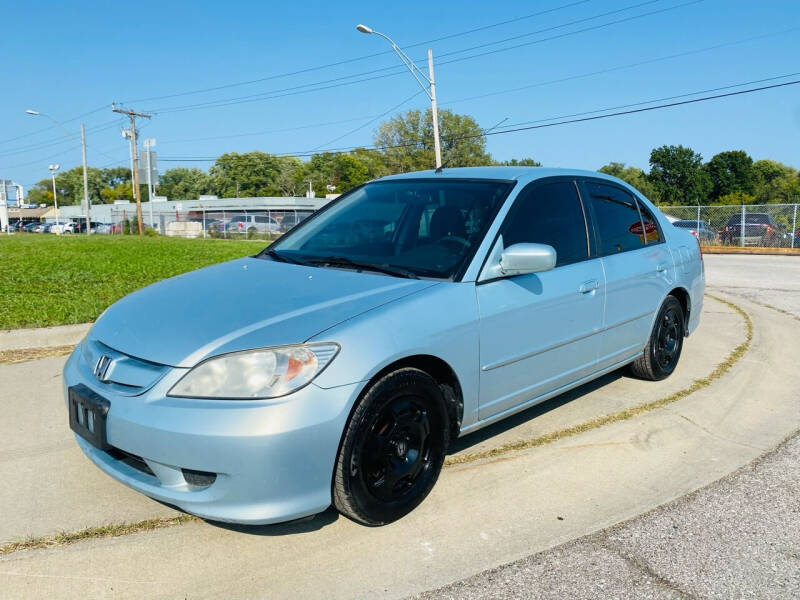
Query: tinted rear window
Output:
[[587, 182, 645, 254]]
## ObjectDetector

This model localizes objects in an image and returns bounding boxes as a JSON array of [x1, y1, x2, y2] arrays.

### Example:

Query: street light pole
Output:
[[49, 164, 60, 235], [26, 109, 91, 232], [426, 49, 442, 169], [356, 24, 442, 168]]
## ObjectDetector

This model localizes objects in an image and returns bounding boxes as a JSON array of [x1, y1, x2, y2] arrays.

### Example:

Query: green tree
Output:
[[598, 162, 657, 199], [647, 145, 711, 205], [495, 158, 542, 167], [158, 168, 213, 200], [374, 108, 491, 172], [712, 191, 756, 205], [705, 150, 754, 200], [27, 166, 106, 206], [209, 152, 283, 197], [751, 159, 800, 203], [307, 152, 365, 196]]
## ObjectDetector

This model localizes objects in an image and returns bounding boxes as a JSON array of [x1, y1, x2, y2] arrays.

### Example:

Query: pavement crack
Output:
[[600, 537, 697, 599], [670, 410, 767, 452]]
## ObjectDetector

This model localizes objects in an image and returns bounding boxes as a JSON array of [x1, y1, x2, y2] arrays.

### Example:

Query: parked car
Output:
[[719, 213, 783, 247], [64, 167, 704, 527], [279, 212, 308, 232], [224, 214, 280, 234], [71, 220, 105, 234], [672, 219, 717, 244], [94, 223, 114, 234], [23, 222, 40, 232], [50, 221, 75, 234]]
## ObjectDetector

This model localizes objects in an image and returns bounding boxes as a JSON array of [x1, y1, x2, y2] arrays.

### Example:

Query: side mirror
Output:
[[500, 243, 557, 276]]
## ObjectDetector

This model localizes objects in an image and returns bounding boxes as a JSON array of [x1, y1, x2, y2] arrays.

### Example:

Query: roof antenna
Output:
[[434, 117, 508, 173]]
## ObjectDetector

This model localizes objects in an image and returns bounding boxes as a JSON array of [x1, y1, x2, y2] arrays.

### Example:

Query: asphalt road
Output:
[[704, 253, 800, 315], [414, 254, 800, 600]]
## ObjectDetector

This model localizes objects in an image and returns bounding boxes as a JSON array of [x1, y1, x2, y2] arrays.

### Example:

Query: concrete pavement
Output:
[[1, 293, 798, 599], [0, 296, 742, 546]]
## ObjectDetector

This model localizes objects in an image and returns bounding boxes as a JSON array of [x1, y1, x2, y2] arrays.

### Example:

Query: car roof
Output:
[[377, 166, 629, 186]]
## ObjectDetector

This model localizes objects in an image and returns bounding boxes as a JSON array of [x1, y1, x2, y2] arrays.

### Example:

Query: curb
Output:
[[0, 323, 91, 352]]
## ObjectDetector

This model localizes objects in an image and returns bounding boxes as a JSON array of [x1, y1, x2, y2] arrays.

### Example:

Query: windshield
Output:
[[265, 178, 513, 279]]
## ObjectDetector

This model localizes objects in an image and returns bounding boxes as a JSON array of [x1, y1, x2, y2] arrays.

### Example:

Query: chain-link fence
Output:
[[107, 208, 314, 240], [659, 204, 800, 248]]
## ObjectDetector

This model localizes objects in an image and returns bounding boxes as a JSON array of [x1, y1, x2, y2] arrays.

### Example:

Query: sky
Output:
[[1, 0, 799, 193]]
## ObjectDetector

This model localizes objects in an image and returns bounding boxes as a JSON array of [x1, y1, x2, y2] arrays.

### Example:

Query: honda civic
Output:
[[64, 167, 705, 526]]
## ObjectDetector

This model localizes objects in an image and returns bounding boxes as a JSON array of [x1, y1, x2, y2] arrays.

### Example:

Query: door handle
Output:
[[656, 263, 668, 273], [578, 279, 599, 294]]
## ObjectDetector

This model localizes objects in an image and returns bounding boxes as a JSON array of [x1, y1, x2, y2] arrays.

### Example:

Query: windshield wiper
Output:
[[265, 249, 310, 266], [308, 256, 419, 279]]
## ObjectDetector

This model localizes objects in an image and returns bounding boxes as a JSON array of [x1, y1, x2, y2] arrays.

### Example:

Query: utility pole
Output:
[[112, 106, 151, 235]]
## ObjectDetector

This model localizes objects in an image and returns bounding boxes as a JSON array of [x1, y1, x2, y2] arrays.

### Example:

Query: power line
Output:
[[309, 91, 423, 152], [121, 0, 593, 105], [147, 28, 797, 151], [0, 119, 122, 158], [144, 0, 698, 115], [444, 27, 800, 106], [158, 78, 800, 162], [0, 105, 109, 147]]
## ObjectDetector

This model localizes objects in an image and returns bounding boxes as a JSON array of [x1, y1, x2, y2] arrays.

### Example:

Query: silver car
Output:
[[64, 167, 704, 526]]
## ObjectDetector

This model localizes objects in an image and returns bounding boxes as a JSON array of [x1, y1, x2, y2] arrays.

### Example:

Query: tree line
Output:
[[27, 109, 799, 207]]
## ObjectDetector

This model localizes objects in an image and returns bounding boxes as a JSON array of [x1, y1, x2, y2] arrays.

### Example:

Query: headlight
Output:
[[168, 343, 339, 399]]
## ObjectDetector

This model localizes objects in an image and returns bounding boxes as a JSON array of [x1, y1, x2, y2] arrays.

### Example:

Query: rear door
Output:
[[581, 179, 674, 370], [477, 178, 604, 420]]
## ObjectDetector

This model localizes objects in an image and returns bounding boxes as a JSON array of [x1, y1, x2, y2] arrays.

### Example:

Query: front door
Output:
[[477, 179, 604, 420]]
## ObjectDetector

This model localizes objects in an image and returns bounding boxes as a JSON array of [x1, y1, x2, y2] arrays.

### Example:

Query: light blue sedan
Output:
[[64, 167, 704, 526]]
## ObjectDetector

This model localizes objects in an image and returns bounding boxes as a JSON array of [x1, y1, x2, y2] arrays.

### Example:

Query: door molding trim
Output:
[[481, 309, 651, 371]]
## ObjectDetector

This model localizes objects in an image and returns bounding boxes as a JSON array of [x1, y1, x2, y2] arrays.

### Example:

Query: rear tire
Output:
[[629, 296, 685, 381], [333, 368, 449, 526]]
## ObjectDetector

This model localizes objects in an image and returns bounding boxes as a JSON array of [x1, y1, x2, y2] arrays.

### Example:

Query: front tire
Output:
[[333, 368, 450, 526], [629, 295, 685, 381]]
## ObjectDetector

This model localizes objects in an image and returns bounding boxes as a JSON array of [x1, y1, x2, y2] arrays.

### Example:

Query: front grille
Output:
[[81, 338, 169, 395], [107, 446, 156, 477]]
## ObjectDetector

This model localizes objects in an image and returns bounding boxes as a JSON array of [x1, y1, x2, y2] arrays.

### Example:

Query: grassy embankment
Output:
[[0, 235, 261, 329]]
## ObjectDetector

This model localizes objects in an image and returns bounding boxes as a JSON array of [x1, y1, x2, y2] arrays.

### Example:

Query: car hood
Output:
[[90, 257, 438, 367]]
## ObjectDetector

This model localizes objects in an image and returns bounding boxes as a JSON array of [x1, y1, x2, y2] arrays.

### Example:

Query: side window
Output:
[[587, 183, 645, 254], [501, 181, 588, 267], [636, 200, 663, 244]]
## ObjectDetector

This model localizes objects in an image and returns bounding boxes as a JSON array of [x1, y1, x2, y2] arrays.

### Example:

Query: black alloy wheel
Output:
[[333, 368, 449, 526], [629, 295, 685, 381]]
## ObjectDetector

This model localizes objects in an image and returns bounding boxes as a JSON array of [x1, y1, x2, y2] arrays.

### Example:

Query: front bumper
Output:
[[63, 347, 362, 524]]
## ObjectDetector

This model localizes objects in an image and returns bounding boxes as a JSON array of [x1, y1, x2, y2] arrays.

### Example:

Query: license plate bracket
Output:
[[68, 384, 111, 450]]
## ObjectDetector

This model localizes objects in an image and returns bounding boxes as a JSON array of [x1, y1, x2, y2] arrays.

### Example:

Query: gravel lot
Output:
[[415, 254, 800, 600]]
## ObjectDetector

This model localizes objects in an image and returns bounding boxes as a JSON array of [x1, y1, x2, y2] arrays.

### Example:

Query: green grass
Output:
[[0, 235, 262, 329]]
